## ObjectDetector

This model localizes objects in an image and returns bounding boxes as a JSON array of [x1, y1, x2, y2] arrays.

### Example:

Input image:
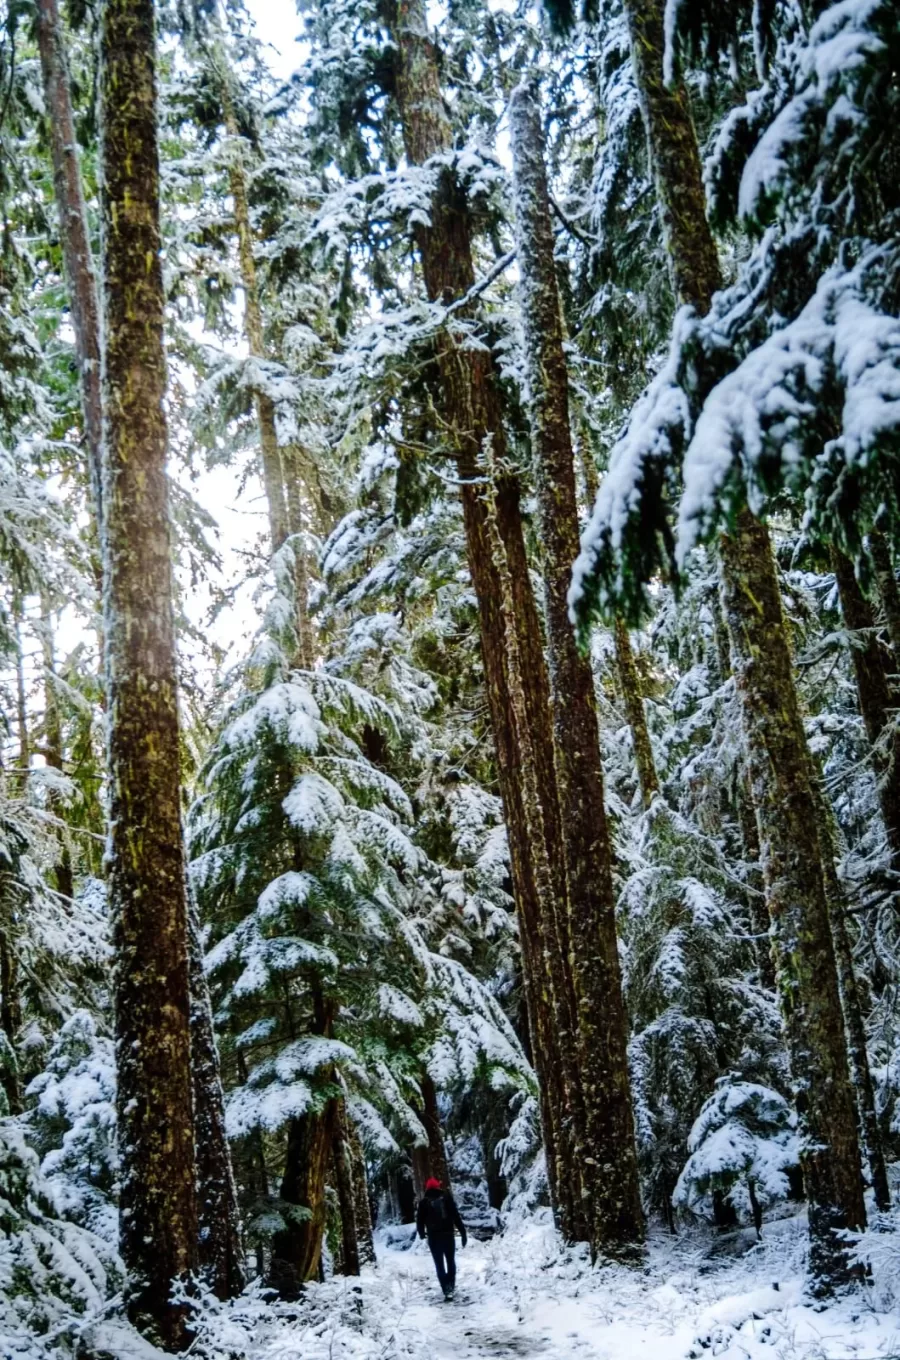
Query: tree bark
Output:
[[581, 442, 660, 809], [812, 784, 891, 1212], [99, 0, 198, 1342], [269, 1100, 337, 1297], [719, 513, 866, 1287], [868, 530, 900, 679], [331, 1100, 361, 1277], [736, 778, 776, 991], [387, 0, 586, 1239], [38, 599, 74, 902], [419, 1073, 452, 1191], [36, 0, 104, 530], [831, 547, 900, 866], [284, 445, 317, 670], [482, 445, 589, 1241], [509, 79, 644, 1258], [211, 32, 288, 552], [621, 0, 866, 1287], [623, 0, 721, 314], [613, 617, 660, 809], [0, 928, 22, 1114], [187, 901, 245, 1298], [348, 1122, 376, 1266], [13, 607, 29, 793]]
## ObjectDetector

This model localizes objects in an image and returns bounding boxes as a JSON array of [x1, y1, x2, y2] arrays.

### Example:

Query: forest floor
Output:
[[177, 1212, 900, 1360]]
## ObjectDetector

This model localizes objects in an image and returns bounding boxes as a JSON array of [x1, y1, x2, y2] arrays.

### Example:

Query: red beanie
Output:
[[425, 1177, 442, 1190]]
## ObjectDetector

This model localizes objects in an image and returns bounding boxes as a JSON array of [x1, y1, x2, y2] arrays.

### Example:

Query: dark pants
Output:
[[427, 1232, 456, 1293]]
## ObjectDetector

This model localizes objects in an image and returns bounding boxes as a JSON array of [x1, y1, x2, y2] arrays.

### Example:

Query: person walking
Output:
[[416, 1176, 467, 1299]]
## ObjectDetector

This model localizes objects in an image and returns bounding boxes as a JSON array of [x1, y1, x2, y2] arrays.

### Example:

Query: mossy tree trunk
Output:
[[482, 440, 589, 1241], [621, 0, 866, 1288], [99, 0, 199, 1342], [509, 78, 644, 1258], [713, 590, 777, 992], [719, 514, 866, 1286], [388, 0, 586, 1240]]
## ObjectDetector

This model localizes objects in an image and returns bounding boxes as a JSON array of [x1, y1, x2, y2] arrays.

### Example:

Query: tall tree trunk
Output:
[[387, 0, 586, 1239], [482, 446, 589, 1241], [736, 779, 776, 990], [284, 446, 317, 670], [348, 1124, 376, 1266], [719, 514, 866, 1286], [831, 547, 900, 865], [13, 607, 29, 792], [581, 451, 660, 805], [419, 1073, 452, 1191], [868, 530, 900, 678], [99, 0, 198, 1342], [270, 1100, 337, 1296], [410, 1143, 431, 1201], [211, 31, 288, 552], [36, 0, 104, 530], [331, 1100, 361, 1277], [613, 618, 660, 809], [811, 783, 891, 1212], [0, 927, 21, 1114], [269, 989, 336, 1297], [621, 0, 866, 1288], [713, 590, 778, 991], [509, 79, 644, 1258], [38, 599, 74, 901], [187, 902, 245, 1298]]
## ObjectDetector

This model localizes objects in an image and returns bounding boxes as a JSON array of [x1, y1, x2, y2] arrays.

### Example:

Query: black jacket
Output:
[[416, 1187, 467, 1243]]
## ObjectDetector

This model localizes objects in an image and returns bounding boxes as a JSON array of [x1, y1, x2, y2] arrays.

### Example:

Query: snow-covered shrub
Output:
[[620, 801, 784, 1220], [674, 1080, 800, 1233], [26, 1010, 118, 1243], [0, 1116, 121, 1348], [846, 1207, 900, 1308]]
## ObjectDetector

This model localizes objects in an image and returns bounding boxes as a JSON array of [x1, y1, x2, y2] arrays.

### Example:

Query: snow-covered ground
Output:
[[164, 1213, 900, 1360]]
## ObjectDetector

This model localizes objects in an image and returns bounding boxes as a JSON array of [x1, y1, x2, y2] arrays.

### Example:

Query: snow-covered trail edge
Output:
[[231, 1215, 900, 1360], [81, 1215, 900, 1360]]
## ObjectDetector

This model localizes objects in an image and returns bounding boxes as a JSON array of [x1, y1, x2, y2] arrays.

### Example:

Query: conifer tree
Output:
[[99, 0, 198, 1341], [509, 75, 643, 1256], [564, 0, 867, 1287]]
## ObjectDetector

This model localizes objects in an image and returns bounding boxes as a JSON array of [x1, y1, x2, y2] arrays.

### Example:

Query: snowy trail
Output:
[[247, 1217, 900, 1360], [375, 1236, 554, 1358]]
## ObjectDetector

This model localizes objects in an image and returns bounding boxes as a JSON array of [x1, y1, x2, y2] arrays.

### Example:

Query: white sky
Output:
[[245, 0, 304, 81]]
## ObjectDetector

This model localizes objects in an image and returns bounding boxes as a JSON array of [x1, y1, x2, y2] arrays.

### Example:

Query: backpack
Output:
[[422, 1190, 452, 1234]]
